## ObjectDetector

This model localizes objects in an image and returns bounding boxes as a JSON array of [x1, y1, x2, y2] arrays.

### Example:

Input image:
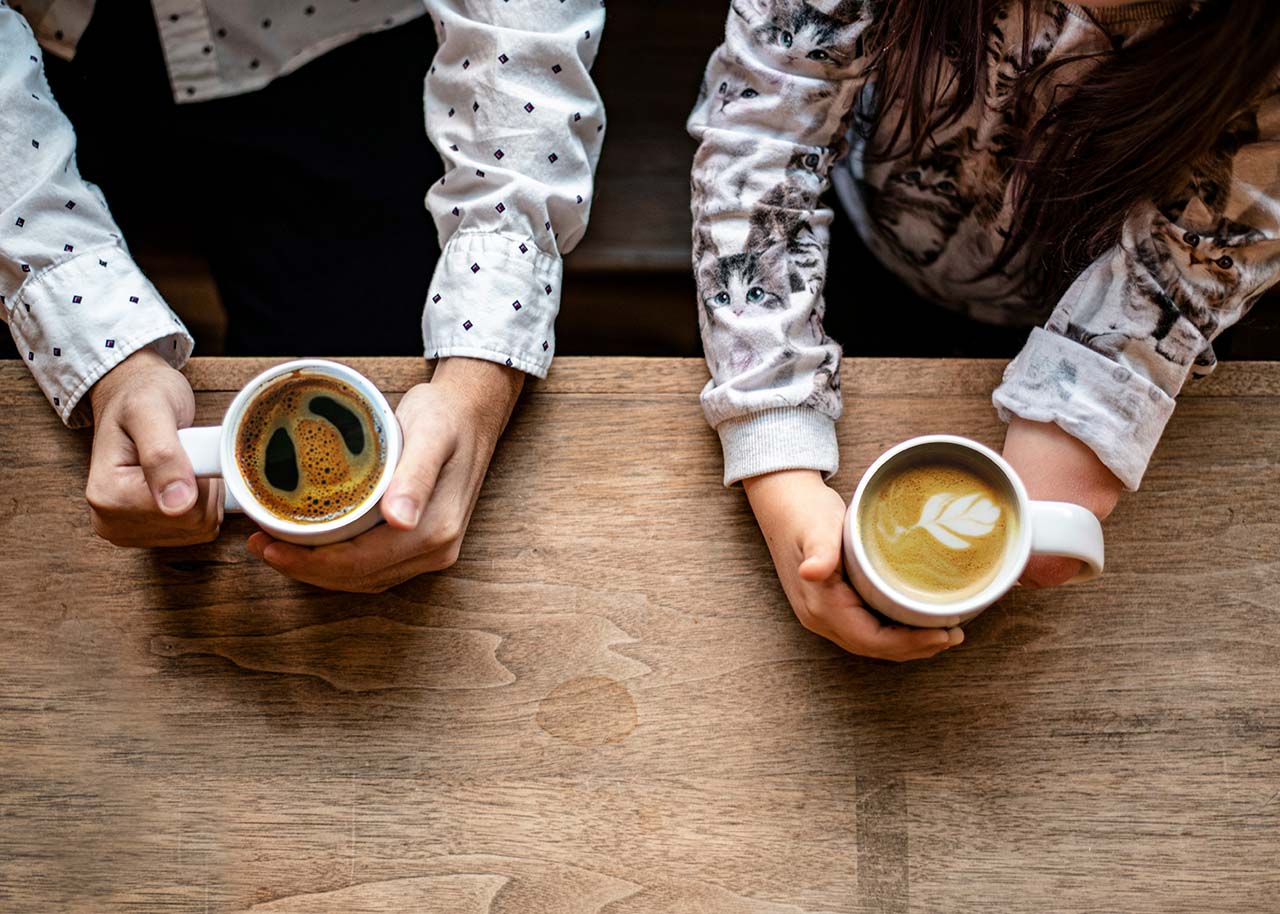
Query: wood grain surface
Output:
[[1, 357, 1277, 914]]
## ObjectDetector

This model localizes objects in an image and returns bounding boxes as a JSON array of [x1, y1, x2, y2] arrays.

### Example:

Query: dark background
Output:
[[4, 1, 1276, 364]]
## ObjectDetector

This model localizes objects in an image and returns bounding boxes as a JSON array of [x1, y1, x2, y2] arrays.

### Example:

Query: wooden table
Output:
[[1, 357, 1277, 913]]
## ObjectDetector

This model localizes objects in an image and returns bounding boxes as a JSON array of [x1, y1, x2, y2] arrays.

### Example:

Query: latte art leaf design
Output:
[[911, 492, 1002, 550]]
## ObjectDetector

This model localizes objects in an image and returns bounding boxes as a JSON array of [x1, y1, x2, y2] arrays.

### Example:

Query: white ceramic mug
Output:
[[842, 435, 1104, 628], [178, 359, 402, 546]]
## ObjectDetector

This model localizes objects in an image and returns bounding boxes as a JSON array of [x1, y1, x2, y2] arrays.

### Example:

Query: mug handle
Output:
[[177, 426, 242, 513], [1026, 500, 1104, 583]]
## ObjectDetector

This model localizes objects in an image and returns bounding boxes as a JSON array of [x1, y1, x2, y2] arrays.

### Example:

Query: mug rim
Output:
[[846, 434, 1033, 617], [219, 359, 402, 536]]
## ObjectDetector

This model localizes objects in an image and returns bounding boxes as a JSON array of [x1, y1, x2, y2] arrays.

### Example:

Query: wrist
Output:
[[743, 467, 825, 497], [1003, 418, 1123, 521], [89, 348, 173, 420], [744, 469, 828, 528], [432, 357, 524, 435]]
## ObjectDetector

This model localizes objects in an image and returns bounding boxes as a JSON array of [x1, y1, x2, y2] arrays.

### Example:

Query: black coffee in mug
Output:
[[235, 372, 388, 523]]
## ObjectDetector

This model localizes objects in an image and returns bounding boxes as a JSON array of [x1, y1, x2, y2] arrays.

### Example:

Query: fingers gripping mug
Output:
[[842, 435, 1104, 629], [178, 359, 403, 546]]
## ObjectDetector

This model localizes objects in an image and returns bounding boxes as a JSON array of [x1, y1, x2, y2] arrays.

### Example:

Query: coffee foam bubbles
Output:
[[235, 373, 387, 524], [859, 460, 1015, 604]]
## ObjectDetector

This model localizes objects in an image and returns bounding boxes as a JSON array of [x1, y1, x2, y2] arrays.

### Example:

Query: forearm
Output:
[[996, 85, 1280, 490], [744, 468, 827, 525], [1002, 417, 1123, 521], [1, 9, 191, 426], [431, 356, 524, 441], [420, 0, 606, 377], [1002, 417, 1123, 589], [691, 128, 844, 484], [687, 5, 876, 484], [423, 0, 605, 257]]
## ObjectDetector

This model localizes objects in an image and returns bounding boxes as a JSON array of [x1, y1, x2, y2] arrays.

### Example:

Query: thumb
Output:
[[121, 396, 197, 515], [798, 529, 843, 582], [380, 415, 452, 530]]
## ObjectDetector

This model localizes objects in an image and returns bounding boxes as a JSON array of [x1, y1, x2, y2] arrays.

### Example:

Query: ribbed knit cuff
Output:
[[717, 406, 839, 487]]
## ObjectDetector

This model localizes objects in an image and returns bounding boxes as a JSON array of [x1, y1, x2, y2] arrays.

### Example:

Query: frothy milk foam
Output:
[[859, 459, 1016, 603]]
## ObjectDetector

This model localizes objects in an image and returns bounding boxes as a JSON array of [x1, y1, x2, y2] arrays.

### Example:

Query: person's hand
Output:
[[247, 357, 523, 592], [744, 469, 964, 662], [86, 348, 223, 547], [1002, 417, 1124, 588]]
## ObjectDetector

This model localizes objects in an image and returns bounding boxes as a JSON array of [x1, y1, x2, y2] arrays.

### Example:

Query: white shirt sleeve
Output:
[[0, 8, 192, 428], [421, 0, 607, 377]]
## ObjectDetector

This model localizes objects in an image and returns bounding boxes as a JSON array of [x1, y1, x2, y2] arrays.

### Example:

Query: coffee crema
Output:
[[235, 373, 387, 524], [859, 459, 1015, 604]]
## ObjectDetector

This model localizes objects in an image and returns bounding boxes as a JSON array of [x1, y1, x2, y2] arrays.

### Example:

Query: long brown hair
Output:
[[868, 0, 1280, 296]]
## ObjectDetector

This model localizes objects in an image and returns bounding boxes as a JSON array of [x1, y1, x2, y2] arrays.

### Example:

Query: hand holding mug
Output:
[[248, 358, 523, 593], [843, 435, 1107, 629], [87, 348, 223, 547], [1002, 417, 1123, 588], [744, 469, 964, 662]]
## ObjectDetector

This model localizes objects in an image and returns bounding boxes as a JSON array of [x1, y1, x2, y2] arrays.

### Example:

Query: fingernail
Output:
[[932, 629, 952, 646], [385, 495, 419, 527], [160, 480, 193, 511], [947, 627, 965, 646]]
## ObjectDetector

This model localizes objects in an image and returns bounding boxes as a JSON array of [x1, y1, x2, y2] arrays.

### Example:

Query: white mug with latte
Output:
[[177, 359, 403, 547], [842, 435, 1104, 629]]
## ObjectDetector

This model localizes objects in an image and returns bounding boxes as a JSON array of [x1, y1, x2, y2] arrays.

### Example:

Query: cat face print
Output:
[[715, 76, 763, 115], [1145, 213, 1280, 370], [783, 148, 826, 205], [1077, 204, 1274, 380], [985, 2, 1068, 113], [704, 50, 848, 144], [707, 57, 782, 126], [873, 133, 975, 267], [698, 245, 792, 322], [696, 243, 796, 381], [1149, 211, 1264, 321], [732, 0, 868, 76]]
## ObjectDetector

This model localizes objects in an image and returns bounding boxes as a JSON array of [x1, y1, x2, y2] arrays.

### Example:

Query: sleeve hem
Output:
[[426, 344, 549, 379], [424, 232, 564, 381], [717, 407, 839, 487], [60, 326, 192, 428], [5, 244, 193, 427], [992, 327, 1176, 491]]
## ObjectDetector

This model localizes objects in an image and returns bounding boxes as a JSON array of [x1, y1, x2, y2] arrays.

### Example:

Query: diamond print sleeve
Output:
[[1, 10, 192, 427], [421, 0, 606, 377]]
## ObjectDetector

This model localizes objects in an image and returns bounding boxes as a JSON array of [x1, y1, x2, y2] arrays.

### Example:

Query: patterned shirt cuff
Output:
[[992, 327, 1176, 491], [5, 247, 192, 427], [717, 406, 839, 487], [422, 232, 563, 378]]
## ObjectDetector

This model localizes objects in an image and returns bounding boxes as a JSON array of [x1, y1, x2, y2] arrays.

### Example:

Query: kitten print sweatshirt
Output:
[[689, 0, 1280, 489]]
